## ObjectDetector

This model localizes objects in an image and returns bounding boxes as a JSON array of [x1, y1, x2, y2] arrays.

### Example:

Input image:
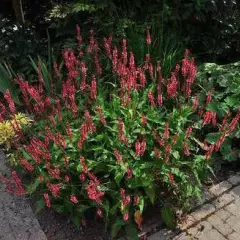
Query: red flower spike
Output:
[[186, 127, 192, 138], [183, 142, 190, 156], [20, 158, 34, 172], [134, 196, 140, 206], [86, 179, 105, 205], [141, 115, 147, 126], [192, 96, 199, 111], [97, 208, 103, 218], [44, 193, 51, 208], [126, 167, 133, 180], [4, 89, 15, 113], [47, 182, 62, 198], [135, 140, 141, 156], [123, 212, 129, 221], [146, 26, 151, 45], [79, 173, 85, 182], [70, 195, 78, 204], [168, 173, 175, 184], [65, 175, 70, 182], [147, 91, 155, 106], [163, 122, 169, 139], [90, 75, 97, 100], [114, 149, 123, 163]]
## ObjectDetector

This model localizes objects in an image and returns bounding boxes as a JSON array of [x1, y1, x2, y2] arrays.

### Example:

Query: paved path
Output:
[[148, 174, 240, 240], [0, 150, 47, 240]]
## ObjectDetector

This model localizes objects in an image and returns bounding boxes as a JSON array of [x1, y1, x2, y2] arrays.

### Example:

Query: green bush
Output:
[[0, 27, 239, 239], [197, 62, 240, 169]]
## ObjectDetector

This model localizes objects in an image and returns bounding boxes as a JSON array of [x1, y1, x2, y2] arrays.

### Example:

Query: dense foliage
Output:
[[0, 27, 239, 238], [197, 62, 240, 169]]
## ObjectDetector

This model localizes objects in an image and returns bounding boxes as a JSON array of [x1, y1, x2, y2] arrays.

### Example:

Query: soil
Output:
[[36, 208, 106, 240], [33, 204, 163, 240]]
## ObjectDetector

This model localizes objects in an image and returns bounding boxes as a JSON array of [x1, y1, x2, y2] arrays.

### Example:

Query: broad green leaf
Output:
[[161, 206, 176, 229], [125, 224, 139, 240], [35, 198, 45, 214], [144, 187, 155, 204], [111, 219, 125, 239]]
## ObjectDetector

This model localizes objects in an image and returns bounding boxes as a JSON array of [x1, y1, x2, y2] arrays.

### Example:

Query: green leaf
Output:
[[161, 206, 176, 229], [144, 187, 155, 204], [72, 215, 81, 227], [205, 132, 222, 144], [35, 198, 45, 214], [52, 204, 64, 213], [125, 224, 139, 240], [27, 180, 40, 194], [111, 219, 125, 239]]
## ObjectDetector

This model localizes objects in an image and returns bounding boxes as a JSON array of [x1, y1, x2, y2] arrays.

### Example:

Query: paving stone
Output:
[[178, 215, 196, 230], [198, 228, 227, 240], [172, 232, 191, 240], [187, 221, 212, 238], [147, 229, 174, 240], [226, 216, 240, 233], [206, 214, 232, 236], [209, 181, 232, 197], [191, 204, 216, 221], [0, 150, 47, 240], [228, 231, 240, 240], [224, 202, 240, 217], [228, 175, 240, 185], [230, 185, 240, 198], [213, 193, 235, 209], [215, 209, 232, 221]]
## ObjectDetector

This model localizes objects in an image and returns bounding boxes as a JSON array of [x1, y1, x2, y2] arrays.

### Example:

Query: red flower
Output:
[[70, 195, 78, 204], [205, 144, 215, 160], [146, 26, 151, 45], [168, 173, 175, 184], [140, 138, 146, 156], [134, 196, 140, 206], [126, 167, 133, 180], [206, 89, 214, 106], [186, 127, 192, 138], [154, 147, 160, 158], [44, 193, 51, 208], [183, 142, 190, 156], [86, 179, 105, 205], [147, 91, 155, 106], [163, 122, 169, 139], [123, 212, 129, 221], [65, 175, 70, 182], [79, 173, 85, 182], [141, 115, 147, 126], [192, 96, 199, 111], [157, 94, 163, 106], [47, 182, 62, 198], [4, 89, 15, 113], [90, 75, 97, 100], [135, 140, 141, 156], [97, 208, 103, 218], [20, 158, 34, 172], [114, 149, 123, 163]]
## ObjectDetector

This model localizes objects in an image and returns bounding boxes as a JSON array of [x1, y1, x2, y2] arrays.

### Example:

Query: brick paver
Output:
[[145, 172, 240, 240]]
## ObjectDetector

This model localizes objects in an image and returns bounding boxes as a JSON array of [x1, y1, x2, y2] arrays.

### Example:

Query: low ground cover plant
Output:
[[0, 27, 239, 239]]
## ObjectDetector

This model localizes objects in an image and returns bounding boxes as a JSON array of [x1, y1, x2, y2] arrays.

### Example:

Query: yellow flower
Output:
[[0, 113, 31, 145]]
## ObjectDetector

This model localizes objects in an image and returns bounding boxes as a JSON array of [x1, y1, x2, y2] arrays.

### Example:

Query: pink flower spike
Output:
[[146, 26, 151, 45], [70, 195, 78, 204], [44, 193, 51, 208]]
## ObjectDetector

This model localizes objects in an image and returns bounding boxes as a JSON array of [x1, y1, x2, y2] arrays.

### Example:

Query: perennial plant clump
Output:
[[0, 26, 239, 238]]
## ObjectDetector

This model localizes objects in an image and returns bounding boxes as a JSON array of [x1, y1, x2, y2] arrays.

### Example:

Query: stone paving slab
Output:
[[0, 150, 47, 240], [146, 172, 240, 240]]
